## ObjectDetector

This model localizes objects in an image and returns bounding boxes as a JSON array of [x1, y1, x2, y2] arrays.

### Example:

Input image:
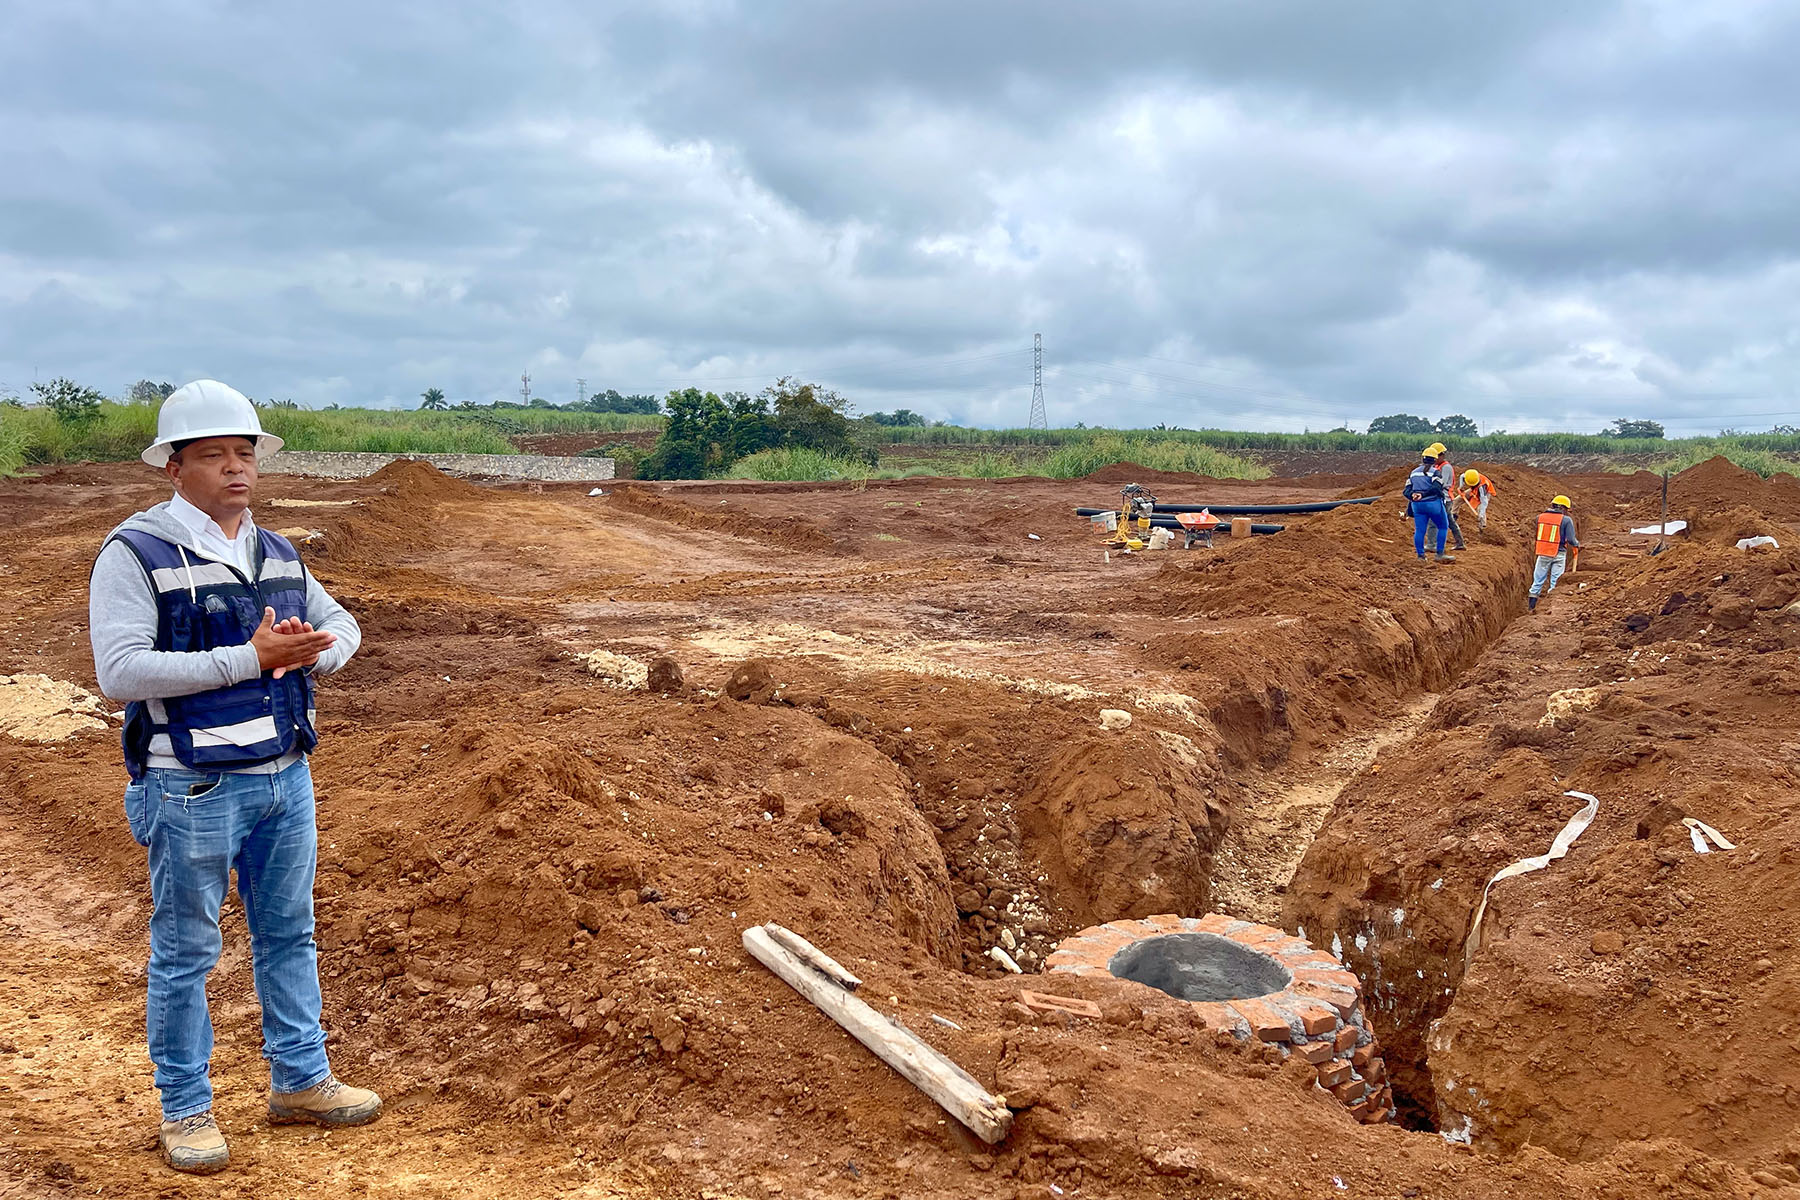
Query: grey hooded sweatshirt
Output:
[[88, 501, 360, 773]]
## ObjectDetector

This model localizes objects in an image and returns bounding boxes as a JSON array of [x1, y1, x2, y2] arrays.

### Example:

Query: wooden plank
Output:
[[741, 925, 1013, 1144], [763, 922, 862, 992]]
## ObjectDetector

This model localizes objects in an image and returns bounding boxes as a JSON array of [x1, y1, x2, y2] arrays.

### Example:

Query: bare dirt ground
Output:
[[3, 455, 1798, 1198]]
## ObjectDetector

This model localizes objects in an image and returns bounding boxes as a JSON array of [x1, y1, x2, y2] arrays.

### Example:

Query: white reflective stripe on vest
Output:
[[258, 558, 304, 582], [149, 561, 242, 592], [189, 714, 281, 748]]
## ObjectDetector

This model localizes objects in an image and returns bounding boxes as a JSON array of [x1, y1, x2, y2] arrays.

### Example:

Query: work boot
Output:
[[269, 1076, 383, 1127], [1528, 596, 1538, 612], [1434, 553, 1456, 563], [160, 1112, 229, 1174]]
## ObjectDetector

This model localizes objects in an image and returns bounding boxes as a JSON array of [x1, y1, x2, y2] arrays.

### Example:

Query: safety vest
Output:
[[1534, 511, 1567, 558], [1406, 467, 1445, 504], [106, 528, 318, 779], [1463, 472, 1496, 500]]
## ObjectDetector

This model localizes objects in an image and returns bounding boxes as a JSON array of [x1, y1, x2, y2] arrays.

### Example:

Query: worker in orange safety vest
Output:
[[1528, 495, 1579, 612], [1459, 469, 1498, 531]]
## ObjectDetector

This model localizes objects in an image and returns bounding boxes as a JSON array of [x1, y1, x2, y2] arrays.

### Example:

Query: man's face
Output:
[[166, 436, 258, 520]]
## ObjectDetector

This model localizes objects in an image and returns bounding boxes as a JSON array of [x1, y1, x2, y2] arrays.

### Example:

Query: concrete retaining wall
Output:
[[262, 451, 614, 482]]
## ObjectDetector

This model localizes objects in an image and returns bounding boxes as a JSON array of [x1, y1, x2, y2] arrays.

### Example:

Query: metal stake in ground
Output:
[[741, 924, 1013, 1144]]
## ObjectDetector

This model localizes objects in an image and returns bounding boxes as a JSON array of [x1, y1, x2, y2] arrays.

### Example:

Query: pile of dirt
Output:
[[606, 483, 839, 554], [1626, 456, 1800, 524], [0, 674, 112, 741]]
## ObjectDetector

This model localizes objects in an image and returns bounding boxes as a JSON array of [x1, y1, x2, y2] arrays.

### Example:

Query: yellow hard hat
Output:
[[1462, 469, 1480, 486], [1552, 495, 1572, 509]]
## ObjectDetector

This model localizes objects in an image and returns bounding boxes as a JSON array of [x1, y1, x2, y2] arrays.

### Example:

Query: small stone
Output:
[[1531, 923, 1550, 937], [1591, 930, 1624, 955], [1754, 957, 1776, 974], [1098, 708, 1133, 731], [646, 656, 685, 693], [617, 888, 640, 909], [494, 812, 520, 837]]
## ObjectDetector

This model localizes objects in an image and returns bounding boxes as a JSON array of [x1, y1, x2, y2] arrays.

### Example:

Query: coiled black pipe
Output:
[[1080, 496, 1380, 516], [1075, 510, 1286, 535]]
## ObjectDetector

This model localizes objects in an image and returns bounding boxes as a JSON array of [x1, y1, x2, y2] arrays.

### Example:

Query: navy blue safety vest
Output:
[[1406, 467, 1445, 504], [107, 528, 318, 779]]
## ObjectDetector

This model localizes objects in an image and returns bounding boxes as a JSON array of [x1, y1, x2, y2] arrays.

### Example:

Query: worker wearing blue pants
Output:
[[1405, 452, 1456, 563]]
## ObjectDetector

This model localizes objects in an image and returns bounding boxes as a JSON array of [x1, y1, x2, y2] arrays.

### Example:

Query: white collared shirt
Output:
[[168, 491, 257, 577]]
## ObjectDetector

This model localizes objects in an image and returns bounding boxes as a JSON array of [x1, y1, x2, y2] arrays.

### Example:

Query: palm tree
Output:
[[420, 387, 447, 410]]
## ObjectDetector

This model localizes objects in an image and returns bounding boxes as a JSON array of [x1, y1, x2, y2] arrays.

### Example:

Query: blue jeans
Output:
[[1412, 500, 1449, 557], [124, 758, 330, 1120], [1529, 551, 1567, 597]]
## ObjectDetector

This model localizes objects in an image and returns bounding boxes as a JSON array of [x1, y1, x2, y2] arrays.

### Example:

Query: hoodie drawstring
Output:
[[177, 545, 197, 602]]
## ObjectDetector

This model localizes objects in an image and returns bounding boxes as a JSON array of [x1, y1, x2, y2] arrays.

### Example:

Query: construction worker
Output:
[[1460, 468, 1498, 531], [1406, 449, 1456, 563], [1427, 443, 1468, 551], [87, 381, 380, 1174], [1528, 495, 1580, 611]]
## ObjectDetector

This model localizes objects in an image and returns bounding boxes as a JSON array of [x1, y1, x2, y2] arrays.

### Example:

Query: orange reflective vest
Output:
[[1462, 472, 1496, 502], [1535, 511, 1567, 557]]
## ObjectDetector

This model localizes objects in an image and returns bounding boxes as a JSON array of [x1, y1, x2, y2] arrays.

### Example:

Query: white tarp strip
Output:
[[1464, 790, 1600, 965], [1628, 520, 1687, 535], [1683, 817, 1736, 853]]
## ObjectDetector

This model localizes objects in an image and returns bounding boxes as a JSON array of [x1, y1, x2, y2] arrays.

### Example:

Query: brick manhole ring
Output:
[[1046, 913, 1396, 1123]]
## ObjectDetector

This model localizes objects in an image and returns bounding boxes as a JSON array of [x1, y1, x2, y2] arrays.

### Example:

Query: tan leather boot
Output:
[[268, 1075, 383, 1127], [160, 1112, 229, 1174]]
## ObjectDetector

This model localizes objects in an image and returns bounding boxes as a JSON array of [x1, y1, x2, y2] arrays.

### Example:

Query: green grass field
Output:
[[0, 402, 662, 475], [5, 399, 1798, 481]]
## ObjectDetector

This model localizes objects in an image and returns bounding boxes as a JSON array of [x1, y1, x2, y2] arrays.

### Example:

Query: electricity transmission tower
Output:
[[576, 378, 586, 406], [1027, 333, 1047, 431], [520, 370, 531, 405]]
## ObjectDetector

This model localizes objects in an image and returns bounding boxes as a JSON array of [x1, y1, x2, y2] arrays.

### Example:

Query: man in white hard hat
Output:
[[87, 381, 379, 1174]]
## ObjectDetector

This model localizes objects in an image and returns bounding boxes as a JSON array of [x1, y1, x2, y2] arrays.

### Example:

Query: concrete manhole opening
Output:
[[1046, 913, 1398, 1124], [1108, 932, 1292, 1002]]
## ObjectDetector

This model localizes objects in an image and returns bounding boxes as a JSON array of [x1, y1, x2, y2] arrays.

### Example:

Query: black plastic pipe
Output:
[[1081, 496, 1380, 516], [1076, 510, 1286, 535]]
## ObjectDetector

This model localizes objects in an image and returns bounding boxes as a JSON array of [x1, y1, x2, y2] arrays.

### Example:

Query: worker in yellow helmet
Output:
[[1424, 444, 1467, 551], [1459, 468, 1498, 531], [1528, 495, 1579, 612]]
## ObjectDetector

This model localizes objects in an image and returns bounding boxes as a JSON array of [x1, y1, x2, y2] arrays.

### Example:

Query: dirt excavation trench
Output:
[[5, 456, 1800, 1199]]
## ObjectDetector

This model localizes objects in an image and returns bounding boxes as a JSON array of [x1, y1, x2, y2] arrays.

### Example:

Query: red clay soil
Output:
[[0, 455, 1793, 1198], [1286, 469, 1800, 1185]]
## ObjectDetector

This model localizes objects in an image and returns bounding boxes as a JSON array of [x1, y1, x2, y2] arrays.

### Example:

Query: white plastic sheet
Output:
[[1463, 791, 1600, 965]]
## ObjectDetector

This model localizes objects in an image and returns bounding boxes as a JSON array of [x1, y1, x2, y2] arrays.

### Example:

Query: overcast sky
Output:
[[5, 2, 1799, 433]]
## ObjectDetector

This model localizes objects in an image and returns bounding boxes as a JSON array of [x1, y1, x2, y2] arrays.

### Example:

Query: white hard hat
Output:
[[141, 380, 284, 468]]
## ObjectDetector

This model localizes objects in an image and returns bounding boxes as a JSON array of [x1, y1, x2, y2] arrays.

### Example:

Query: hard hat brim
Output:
[[142, 430, 284, 469]]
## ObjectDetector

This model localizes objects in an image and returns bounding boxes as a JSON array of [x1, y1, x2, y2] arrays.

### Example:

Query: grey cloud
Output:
[[2, 0, 1798, 431]]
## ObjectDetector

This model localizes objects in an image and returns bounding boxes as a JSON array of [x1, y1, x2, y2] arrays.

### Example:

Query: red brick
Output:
[[1145, 914, 1186, 932], [1331, 1079, 1368, 1103], [1228, 997, 1292, 1042], [1350, 1042, 1376, 1068], [1317, 1061, 1352, 1088], [1293, 1040, 1333, 1064], [1189, 1001, 1244, 1032], [1195, 914, 1237, 933], [1228, 927, 1282, 947], [1285, 1002, 1338, 1037], [1294, 967, 1361, 991], [1335, 1026, 1361, 1052], [1362, 1057, 1386, 1084], [1356, 1099, 1386, 1123], [1292, 980, 1357, 1010], [1280, 951, 1342, 968], [1373, 1086, 1393, 1111]]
